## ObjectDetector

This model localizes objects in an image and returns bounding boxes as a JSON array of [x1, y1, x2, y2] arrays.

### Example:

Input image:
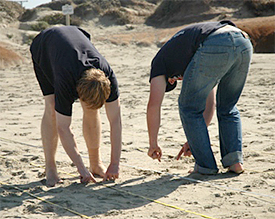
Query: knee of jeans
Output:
[[178, 95, 189, 108], [217, 106, 240, 118], [178, 102, 193, 121], [178, 98, 187, 113]]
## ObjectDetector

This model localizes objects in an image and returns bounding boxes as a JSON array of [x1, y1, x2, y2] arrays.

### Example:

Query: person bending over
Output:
[[147, 20, 252, 174], [30, 26, 122, 186]]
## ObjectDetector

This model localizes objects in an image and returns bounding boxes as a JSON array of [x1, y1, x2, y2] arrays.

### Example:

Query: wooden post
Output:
[[66, 14, 70, 26]]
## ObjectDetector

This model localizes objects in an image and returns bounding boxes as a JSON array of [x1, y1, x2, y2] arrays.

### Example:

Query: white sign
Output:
[[62, 4, 74, 15]]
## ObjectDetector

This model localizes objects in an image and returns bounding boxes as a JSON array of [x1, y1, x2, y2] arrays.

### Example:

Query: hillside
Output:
[[0, 0, 274, 62]]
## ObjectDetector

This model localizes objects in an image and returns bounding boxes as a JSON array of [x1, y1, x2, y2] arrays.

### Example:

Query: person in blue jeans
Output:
[[147, 20, 253, 174]]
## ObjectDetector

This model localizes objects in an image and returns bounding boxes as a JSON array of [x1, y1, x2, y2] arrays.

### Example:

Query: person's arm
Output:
[[176, 87, 216, 159], [147, 75, 166, 162], [55, 111, 96, 183], [104, 98, 122, 181]]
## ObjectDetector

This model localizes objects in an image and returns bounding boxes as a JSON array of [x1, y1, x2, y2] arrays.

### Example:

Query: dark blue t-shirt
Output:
[[30, 26, 119, 116], [150, 20, 236, 92]]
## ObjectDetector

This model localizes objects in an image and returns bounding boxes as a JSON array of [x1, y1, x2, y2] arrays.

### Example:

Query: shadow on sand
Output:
[[0, 171, 240, 217]]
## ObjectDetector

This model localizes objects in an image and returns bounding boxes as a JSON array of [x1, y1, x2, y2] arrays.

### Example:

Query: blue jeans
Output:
[[178, 31, 253, 174]]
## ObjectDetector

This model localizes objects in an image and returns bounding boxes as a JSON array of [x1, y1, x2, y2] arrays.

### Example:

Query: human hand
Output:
[[79, 168, 97, 184], [148, 144, 162, 162], [176, 142, 191, 160], [103, 163, 119, 181], [168, 76, 183, 85]]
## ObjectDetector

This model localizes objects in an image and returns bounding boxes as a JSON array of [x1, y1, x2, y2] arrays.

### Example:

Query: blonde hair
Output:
[[77, 68, 111, 109]]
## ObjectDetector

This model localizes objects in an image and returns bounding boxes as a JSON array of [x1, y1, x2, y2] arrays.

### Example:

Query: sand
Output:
[[0, 18, 275, 219]]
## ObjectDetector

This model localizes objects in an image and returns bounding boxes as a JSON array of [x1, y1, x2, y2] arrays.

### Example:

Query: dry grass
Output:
[[236, 16, 275, 53], [244, 0, 275, 16], [0, 43, 25, 69], [95, 26, 182, 47], [0, 1, 25, 22], [95, 15, 275, 53]]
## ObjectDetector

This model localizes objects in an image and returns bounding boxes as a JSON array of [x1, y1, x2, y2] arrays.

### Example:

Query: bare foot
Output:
[[228, 163, 244, 174], [90, 163, 106, 178], [46, 169, 63, 187], [88, 148, 106, 178]]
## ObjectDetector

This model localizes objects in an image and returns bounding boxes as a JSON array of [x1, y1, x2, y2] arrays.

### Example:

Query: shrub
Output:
[[244, 0, 275, 16], [30, 21, 49, 31], [70, 15, 82, 26], [38, 13, 82, 26], [39, 13, 64, 25], [37, 0, 72, 10], [103, 9, 132, 25], [19, 9, 36, 22], [7, 34, 13, 39], [74, 2, 101, 18]]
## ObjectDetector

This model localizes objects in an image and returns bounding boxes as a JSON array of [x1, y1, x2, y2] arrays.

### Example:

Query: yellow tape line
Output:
[[29, 162, 218, 219], [1, 137, 274, 218], [105, 184, 217, 219], [0, 180, 94, 219]]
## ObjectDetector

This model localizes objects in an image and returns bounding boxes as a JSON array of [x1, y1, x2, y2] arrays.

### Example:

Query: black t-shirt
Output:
[[150, 20, 236, 92], [30, 26, 119, 116]]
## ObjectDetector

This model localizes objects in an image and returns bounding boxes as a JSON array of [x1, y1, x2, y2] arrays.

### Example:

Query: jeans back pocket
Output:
[[198, 52, 229, 77]]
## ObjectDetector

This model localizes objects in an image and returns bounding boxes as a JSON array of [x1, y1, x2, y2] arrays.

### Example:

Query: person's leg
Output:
[[178, 51, 230, 174], [178, 31, 241, 174], [178, 74, 217, 173], [80, 101, 106, 177], [41, 94, 62, 186], [32, 56, 60, 184], [217, 34, 252, 172]]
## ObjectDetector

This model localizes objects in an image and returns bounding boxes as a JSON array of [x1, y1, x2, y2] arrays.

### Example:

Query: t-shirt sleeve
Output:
[[150, 54, 177, 92], [106, 71, 119, 102], [150, 54, 166, 81], [77, 27, 91, 40], [99, 60, 119, 102]]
